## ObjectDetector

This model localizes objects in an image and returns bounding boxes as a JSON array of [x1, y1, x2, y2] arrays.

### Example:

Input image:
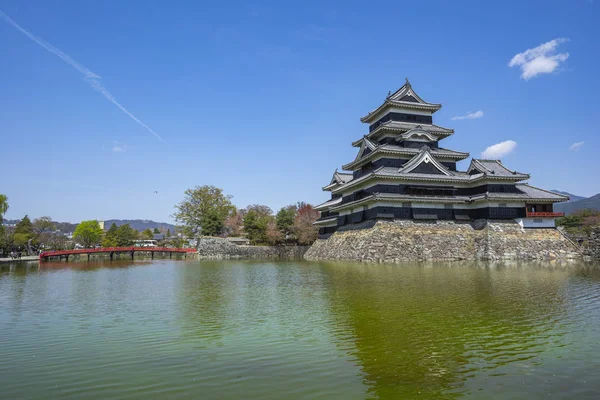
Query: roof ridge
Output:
[[472, 159, 493, 173], [477, 159, 529, 176], [361, 80, 443, 123], [494, 159, 518, 174]]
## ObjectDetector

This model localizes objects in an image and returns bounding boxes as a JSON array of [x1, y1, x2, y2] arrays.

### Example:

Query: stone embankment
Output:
[[582, 227, 600, 259], [305, 219, 582, 263], [196, 237, 309, 260], [0, 255, 39, 264]]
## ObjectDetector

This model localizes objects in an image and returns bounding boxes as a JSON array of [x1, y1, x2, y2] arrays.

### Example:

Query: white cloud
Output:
[[451, 110, 484, 121], [0, 10, 166, 143], [481, 140, 517, 159], [112, 142, 127, 152], [508, 38, 569, 80], [569, 141, 584, 151]]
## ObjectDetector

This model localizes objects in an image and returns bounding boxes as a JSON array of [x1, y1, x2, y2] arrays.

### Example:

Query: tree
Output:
[[556, 209, 600, 235], [46, 232, 69, 250], [14, 215, 34, 254], [224, 208, 245, 237], [153, 228, 160, 234], [12, 233, 30, 250], [0, 194, 7, 221], [243, 205, 273, 245], [266, 220, 284, 245], [15, 215, 33, 237], [104, 223, 139, 247], [103, 223, 119, 247], [32, 216, 56, 248], [142, 229, 154, 240], [0, 194, 7, 254], [294, 202, 319, 245], [116, 224, 138, 246], [166, 229, 171, 237], [73, 220, 103, 248], [170, 236, 185, 248], [173, 185, 236, 237], [276, 205, 297, 240]]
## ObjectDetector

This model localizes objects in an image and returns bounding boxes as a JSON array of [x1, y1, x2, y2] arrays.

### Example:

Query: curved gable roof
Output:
[[398, 147, 453, 176], [397, 126, 439, 142], [467, 159, 529, 178], [361, 79, 442, 123]]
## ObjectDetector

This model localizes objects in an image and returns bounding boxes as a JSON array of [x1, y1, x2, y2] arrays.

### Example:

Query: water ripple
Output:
[[1, 260, 600, 399]]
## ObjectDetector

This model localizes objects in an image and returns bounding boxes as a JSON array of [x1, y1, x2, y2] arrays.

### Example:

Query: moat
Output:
[[2, 260, 600, 399]]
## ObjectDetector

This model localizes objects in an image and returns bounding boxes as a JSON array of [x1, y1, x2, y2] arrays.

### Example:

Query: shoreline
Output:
[[0, 256, 39, 264]]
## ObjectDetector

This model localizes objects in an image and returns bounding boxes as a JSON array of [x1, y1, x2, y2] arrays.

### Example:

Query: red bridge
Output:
[[40, 247, 197, 262]]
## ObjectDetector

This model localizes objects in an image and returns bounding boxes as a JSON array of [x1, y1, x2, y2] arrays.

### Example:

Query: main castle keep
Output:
[[306, 80, 580, 262], [314, 79, 567, 237]]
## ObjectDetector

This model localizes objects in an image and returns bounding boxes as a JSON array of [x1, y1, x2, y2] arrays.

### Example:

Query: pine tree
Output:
[[102, 223, 119, 247]]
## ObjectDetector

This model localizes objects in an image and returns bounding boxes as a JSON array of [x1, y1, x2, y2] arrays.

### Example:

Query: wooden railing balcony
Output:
[[526, 212, 565, 218]]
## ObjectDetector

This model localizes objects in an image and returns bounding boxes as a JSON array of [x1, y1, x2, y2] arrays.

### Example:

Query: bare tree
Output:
[[294, 203, 319, 245]]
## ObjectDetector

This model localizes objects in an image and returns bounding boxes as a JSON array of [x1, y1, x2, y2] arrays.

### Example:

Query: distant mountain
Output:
[[104, 219, 176, 232], [555, 193, 600, 215], [54, 221, 78, 233], [3, 218, 175, 233], [550, 190, 587, 202], [2, 218, 77, 232]]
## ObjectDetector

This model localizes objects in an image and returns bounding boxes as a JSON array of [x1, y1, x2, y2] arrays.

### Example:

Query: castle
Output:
[[314, 79, 567, 238]]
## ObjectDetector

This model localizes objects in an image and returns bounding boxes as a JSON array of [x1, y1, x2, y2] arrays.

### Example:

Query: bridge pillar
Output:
[[151, 251, 154, 260], [65, 254, 69, 262], [169, 252, 172, 259], [87, 253, 90, 262], [130, 251, 134, 260], [110, 252, 114, 261]]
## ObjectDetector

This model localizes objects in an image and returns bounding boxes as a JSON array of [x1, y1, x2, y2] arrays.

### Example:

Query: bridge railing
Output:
[[40, 246, 196, 258], [526, 212, 565, 218]]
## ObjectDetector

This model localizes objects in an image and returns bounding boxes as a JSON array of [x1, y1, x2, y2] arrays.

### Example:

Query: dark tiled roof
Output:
[[336, 172, 353, 183], [313, 215, 338, 226], [469, 159, 528, 178], [351, 122, 454, 147], [361, 80, 442, 122], [376, 121, 453, 135], [514, 184, 569, 200], [378, 144, 469, 158], [375, 167, 471, 180], [374, 193, 470, 201], [315, 197, 342, 210], [327, 184, 568, 212], [343, 143, 470, 171], [331, 163, 530, 194]]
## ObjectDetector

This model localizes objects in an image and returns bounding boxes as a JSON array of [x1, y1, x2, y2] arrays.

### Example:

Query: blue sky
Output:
[[1, 0, 599, 223]]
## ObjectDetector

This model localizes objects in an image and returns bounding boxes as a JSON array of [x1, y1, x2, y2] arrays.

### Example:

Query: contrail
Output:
[[0, 10, 166, 143]]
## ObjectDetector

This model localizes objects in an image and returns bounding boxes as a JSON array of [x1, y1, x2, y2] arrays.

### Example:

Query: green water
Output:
[[1, 260, 600, 399]]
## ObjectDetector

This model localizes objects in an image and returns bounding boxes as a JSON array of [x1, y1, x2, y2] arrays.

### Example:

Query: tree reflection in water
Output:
[[319, 261, 583, 399]]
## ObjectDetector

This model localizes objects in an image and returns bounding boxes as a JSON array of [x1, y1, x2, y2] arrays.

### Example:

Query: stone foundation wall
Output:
[[196, 237, 309, 260], [583, 227, 600, 259], [304, 220, 581, 263], [483, 220, 581, 260]]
